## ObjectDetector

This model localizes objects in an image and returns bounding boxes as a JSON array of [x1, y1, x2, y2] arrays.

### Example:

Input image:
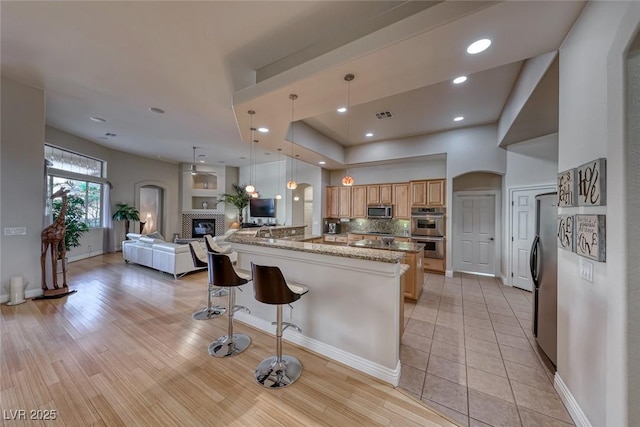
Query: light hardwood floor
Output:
[[1, 253, 455, 426]]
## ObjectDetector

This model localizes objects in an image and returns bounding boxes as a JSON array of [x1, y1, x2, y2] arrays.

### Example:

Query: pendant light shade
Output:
[[287, 94, 298, 190], [342, 73, 355, 186], [245, 110, 256, 194], [341, 175, 354, 186]]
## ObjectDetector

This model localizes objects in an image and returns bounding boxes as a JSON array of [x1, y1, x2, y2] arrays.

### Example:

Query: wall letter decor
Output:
[[557, 169, 576, 207], [575, 214, 606, 262], [557, 215, 575, 252], [576, 158, 606, 206]]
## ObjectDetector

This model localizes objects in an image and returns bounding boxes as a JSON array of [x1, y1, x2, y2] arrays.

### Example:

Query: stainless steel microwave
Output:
[[367, 204, 393, 218]]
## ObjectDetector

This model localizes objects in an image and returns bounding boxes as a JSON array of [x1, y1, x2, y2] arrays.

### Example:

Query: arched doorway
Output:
[[134, 181, 167, 237]]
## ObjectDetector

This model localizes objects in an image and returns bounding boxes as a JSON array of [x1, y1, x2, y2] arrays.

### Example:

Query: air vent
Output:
[[375, 111, 393, 119], [105, 132, 117, 137]]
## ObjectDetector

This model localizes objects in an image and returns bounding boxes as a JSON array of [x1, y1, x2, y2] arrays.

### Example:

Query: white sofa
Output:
[[122, 233, 206, 279]]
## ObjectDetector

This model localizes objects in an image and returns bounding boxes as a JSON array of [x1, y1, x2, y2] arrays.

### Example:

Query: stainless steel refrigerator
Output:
[[529, 192, 558, 367]]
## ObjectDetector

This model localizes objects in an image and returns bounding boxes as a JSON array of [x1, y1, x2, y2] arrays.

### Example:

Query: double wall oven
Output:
[[410, 207, 445, 259]]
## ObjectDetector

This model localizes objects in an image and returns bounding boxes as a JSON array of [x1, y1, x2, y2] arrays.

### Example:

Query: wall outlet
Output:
[[579, 258, 594, 282]]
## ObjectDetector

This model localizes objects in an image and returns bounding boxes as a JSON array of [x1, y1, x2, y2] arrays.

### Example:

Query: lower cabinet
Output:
[[324, 234, 348, 244], [403, 251, 424, 301], [423, 257, 445, 273]]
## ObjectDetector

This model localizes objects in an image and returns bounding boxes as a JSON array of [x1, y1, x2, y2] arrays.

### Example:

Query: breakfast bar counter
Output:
[[227, 233, 406, 385]]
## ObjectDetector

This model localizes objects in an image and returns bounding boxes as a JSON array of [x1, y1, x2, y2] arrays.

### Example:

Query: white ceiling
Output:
[[1, 1, 585, 170]]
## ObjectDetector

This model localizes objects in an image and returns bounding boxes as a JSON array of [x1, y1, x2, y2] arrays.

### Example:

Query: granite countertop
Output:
[[227, 234, 405, 263], [348, 239, 425, 253]]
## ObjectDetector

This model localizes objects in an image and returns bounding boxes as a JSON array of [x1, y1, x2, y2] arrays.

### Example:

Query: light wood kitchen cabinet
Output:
[[338, 186, 352, 218], [367, 183, 392, 205], [393, 183, 410, 218], [410, 180, 427, 206], [403, 251, 424, 301], [367, 185, 380, 204], [426, 179, 446, 206], [326, 186, 339, 217], [324, 234, 348, 244], [379, 184, 393, 204], [410, 179, 446, 207], [347, 233, 366, 243], [351, 185, 367, 218], [423, 257, 445, 273]]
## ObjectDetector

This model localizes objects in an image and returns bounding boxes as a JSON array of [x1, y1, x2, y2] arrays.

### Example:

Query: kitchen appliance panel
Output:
[[411, 236, 444, 259], [529, 192, 558, 367], [367, 204, 393, 219], [410, 207, 445, 237]]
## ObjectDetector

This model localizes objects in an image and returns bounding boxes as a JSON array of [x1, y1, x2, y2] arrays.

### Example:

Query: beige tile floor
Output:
[[399, 272, 574, 427]]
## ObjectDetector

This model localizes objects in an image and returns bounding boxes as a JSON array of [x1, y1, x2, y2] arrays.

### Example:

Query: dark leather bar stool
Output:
[[251, 262, 309, 388], [208, 252, 252, 357], [189, 242, 226, 320]]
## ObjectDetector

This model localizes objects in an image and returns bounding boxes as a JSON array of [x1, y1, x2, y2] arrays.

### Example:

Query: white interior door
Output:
[[509, 186, 556, 291], [454, 194, 496, 275]]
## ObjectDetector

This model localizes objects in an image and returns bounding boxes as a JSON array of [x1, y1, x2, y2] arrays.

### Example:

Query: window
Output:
[[45, 144, 106, 228]]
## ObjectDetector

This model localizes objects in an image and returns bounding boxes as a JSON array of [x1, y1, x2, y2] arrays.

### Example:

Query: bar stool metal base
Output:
[[208, 333, 251, 358], [255, 355, 302, 388], [192, 306, 226, 320]]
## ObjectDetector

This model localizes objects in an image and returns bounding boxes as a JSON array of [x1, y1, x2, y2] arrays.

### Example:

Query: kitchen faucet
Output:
[[257, 225, 273, 238]]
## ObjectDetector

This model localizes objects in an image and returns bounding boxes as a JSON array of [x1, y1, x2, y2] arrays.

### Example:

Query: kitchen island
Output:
[[226, 232, 410, 385]]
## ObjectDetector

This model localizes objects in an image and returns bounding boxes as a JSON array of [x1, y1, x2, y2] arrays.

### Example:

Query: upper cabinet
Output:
[[367, 184, 393, 204], [410, 179, 445, 207], [326, 186, 352, 218], [338, 186, 352, 218], [426, 179, 445, 206], [393, 183, 410, 218], [410, 181, 427, 206], [326, 186, 339, 217], [352, 185, 367, 218]]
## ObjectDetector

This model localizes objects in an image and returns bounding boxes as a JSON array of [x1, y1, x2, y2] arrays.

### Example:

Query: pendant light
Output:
[[275, 148, 283, 200], [342, 73, 355, 186], [245, 110, 256, 194], [191, 146, 198, 175], [286, 94, 298, 190]]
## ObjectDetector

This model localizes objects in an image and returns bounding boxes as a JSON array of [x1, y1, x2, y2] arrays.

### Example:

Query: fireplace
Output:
[[182, 213, 225, 238], [192, 219, 216, 238]]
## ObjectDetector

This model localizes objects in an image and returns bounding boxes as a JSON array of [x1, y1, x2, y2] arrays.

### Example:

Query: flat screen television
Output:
[[250, 198, 276, 218]]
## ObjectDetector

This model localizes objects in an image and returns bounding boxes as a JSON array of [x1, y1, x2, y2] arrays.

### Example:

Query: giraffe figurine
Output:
[[41, 187, 70, 294]]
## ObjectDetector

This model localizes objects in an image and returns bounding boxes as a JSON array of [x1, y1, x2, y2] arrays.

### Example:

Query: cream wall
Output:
[[558, 2, 640, 426], [329, 157, 446, 186], [0, 77, 46, 300], [45, 126, 181, 251]]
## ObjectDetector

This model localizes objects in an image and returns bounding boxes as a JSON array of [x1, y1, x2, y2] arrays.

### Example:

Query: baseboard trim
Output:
[[235, 312, 401, 386], [445, 269, 454, 277], [554, 373, 592, 427], [1, 287, 44, 304]]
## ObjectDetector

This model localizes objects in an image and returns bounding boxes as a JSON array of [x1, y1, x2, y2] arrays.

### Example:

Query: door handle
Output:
[[489, 237, 494, 241]]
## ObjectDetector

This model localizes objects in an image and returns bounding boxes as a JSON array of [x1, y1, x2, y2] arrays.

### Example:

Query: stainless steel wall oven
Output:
[[410, 207, 445, 237]]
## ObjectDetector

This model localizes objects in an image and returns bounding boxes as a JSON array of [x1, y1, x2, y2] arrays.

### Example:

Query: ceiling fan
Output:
[[190, 146, 216, 176]]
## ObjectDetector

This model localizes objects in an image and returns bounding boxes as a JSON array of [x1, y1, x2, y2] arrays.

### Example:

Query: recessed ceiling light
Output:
[[90, 116, 106, 123], [337, 107, 347, 113], [453, 76, 467, 84], [199, 160, 205, 163], [365, 132, 374, 137], [454, 116, 464, 122], [257, 127, 269, 133], [467, 39, 491, 54], [149, 107, 165, 114], [318, 161, 326, 165]]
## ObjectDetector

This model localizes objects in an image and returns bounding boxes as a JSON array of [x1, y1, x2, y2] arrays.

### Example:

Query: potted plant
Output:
[[112, 203, 140, 239], [217, 183, 250, 225], [52, 194, 90, 267]]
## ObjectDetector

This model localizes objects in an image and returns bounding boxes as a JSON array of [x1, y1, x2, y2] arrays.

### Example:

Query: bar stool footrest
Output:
[[208, 333, 251, 358], [232, 304, 250, 314], [255, 355, 302, 388], [192, 305, 226, 320]]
